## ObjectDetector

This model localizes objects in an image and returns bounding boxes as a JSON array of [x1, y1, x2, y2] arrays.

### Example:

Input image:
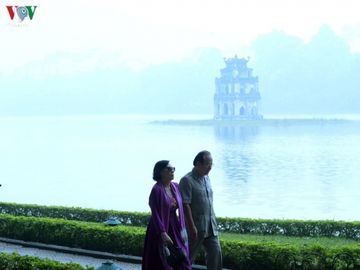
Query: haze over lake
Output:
[[1, 114, 359, 221]]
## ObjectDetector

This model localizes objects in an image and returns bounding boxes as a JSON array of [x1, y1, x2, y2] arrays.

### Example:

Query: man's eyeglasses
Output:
[[165, 166, 176, 172]]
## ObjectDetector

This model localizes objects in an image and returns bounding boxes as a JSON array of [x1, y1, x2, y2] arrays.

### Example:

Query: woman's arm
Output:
[[149, 185, 173, 245]]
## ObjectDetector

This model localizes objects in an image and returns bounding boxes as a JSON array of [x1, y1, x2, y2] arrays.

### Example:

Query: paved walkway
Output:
[[0, 241, 141, 270]]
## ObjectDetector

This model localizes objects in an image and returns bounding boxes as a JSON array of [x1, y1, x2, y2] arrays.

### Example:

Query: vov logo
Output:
[[6, 6, 37, 22]]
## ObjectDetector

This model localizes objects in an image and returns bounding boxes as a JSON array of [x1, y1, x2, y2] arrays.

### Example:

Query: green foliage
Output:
[[0, 202, 149, 226], [2, 202, 360, 240], [219, 240, 360, 270], [221, 233, 359, 247], [0, 252, 93, 270], [216, 217, 360, 239], [0, 214, 145, 255], [1, 213, 360, 269]]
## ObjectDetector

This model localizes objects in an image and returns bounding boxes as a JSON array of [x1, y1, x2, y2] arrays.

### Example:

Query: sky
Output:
[[1, 0, 360, 218], [0, 0, 360, 116], [1, 0, 360, 75]]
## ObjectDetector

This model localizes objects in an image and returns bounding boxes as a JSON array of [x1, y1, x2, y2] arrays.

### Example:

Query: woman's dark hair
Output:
[[153, 160, 170, 181], [193, 150, 211, 166]]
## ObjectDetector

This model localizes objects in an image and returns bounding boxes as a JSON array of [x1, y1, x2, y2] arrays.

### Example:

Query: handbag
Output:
[[165, 244, 186, 267]]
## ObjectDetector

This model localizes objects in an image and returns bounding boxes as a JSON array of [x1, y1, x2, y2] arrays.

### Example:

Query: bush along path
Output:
[[1, 202, 360, 269]]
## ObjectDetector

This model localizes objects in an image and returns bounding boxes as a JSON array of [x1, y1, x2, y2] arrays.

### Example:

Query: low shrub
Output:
[[2, 201, 360, 239], [1, 214, 360, 269], [0, 202, 149, 226], [0, 252, 93, 270], [0, 214, 144, 256]]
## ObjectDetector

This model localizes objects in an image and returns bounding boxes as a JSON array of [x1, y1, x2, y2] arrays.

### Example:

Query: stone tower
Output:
[[214, 55, 262, 120]]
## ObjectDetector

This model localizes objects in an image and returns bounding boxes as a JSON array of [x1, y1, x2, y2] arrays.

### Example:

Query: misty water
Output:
[[1, 114, 360, 221]]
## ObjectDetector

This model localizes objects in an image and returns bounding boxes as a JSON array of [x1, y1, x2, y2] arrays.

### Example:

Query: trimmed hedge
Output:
[[1, 214, 360, 269], [0, 202, 149, 226], [2, 202, 360, 239], [0, 252, 93, 269], [220, 240, 360, 270], [217, 217, 360, 239], [0, 214, 144, 256]]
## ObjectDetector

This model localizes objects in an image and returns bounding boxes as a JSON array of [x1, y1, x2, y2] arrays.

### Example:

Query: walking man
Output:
[[179, 150, 222, 270]]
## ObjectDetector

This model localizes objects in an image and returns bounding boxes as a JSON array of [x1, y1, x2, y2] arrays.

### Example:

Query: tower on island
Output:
[[214, 55, 262, 120]]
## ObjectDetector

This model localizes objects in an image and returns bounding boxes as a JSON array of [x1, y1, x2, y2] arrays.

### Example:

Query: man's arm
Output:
[[183, 203, 198, 241], [179, 176, 198, 241]]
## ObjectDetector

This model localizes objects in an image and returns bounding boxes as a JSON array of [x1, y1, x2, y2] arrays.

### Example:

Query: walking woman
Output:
[[142, 160, 192, 270]]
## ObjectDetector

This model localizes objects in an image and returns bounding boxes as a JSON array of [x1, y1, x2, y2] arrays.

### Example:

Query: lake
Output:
[[1, 114, 359, 221]]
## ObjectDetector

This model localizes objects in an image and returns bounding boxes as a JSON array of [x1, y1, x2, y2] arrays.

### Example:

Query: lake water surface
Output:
[[1, 114, 359, 221]]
